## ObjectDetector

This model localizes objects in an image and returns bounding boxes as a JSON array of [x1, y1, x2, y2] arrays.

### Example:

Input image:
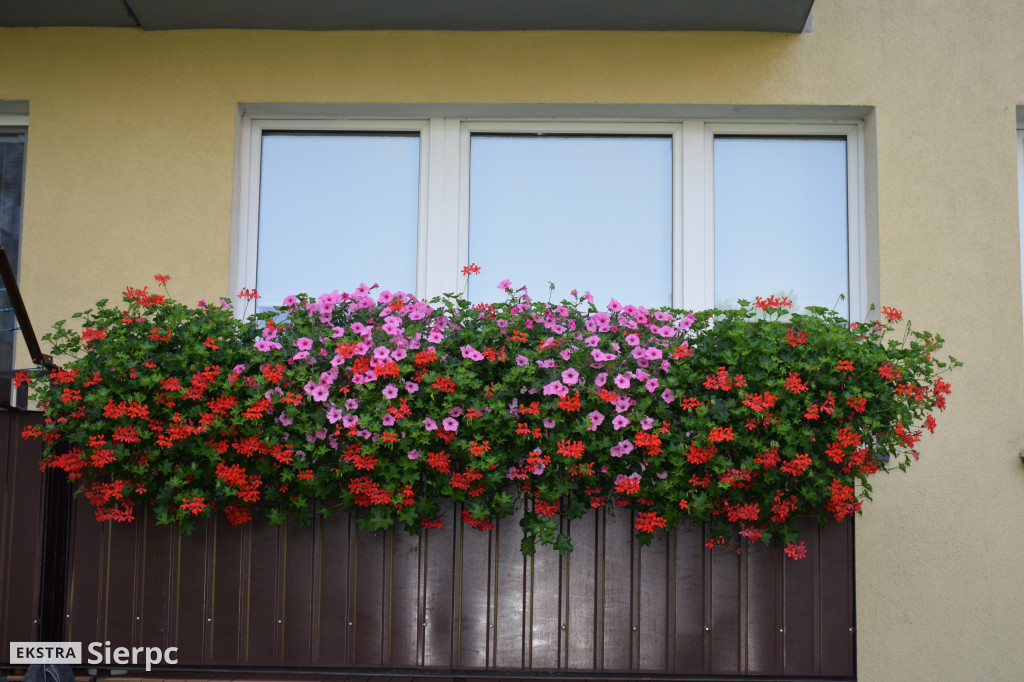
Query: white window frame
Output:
[[1018, 129, 1024, 340], [234, 115, 866, 317]]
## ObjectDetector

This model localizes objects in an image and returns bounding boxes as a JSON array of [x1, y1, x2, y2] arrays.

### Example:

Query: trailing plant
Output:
[[21, 272, 958, 558]]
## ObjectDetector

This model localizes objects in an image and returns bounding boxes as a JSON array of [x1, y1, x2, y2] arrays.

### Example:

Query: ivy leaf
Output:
[[521, 534, 537, 557], [553, 534, 574, 555]]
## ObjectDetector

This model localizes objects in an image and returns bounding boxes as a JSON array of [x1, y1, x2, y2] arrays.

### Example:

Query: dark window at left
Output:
[[0, 130, 26, 370]]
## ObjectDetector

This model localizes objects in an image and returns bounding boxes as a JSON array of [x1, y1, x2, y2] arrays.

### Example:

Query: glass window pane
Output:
[[257, 133, 419, 309], [714, 137, 848, 317], [0, 133, 25, 370], [468, 135, 673, 307]]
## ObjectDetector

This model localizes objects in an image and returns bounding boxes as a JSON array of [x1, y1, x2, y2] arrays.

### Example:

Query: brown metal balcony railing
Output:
[[0, 257, 854, 680], [0, 243, 53, 410]]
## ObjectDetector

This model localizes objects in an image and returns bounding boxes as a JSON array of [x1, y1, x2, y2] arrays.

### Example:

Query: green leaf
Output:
[[553, 534, 573, 555], [521, 534, 537, 556]]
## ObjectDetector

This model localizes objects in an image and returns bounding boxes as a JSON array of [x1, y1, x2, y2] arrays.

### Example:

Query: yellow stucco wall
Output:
[[2, 0, 1024, 679]]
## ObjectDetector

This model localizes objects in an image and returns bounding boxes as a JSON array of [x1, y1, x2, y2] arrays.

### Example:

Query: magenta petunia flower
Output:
[[310, 385, 329, 402], [382, 384, 399, 400], [423, 418, 438, 431], [612, 415, 630, 431], [294, 337, 314, 351], [342, 414, 359, 428], [543, 380, 569, 397], [561, 368, 580, 385], [614, 374, 631, 389], [442, 417, 459, 432]]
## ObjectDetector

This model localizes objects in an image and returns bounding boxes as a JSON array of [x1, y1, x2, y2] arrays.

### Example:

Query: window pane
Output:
[[257, 133, 419, 309], [468, 135, 673, 307], [0, 133, 25, 370], [714, 137, 848, 317]]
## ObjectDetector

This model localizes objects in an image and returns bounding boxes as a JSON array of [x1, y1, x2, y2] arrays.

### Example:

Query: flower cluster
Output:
[[22, 274, 958, 556]]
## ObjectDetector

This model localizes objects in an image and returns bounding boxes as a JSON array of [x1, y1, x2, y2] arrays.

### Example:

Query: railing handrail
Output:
[[0, 243, 53, 371]]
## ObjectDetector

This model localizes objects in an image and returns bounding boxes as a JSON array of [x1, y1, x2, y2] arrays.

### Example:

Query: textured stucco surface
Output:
[[3, 0, 1024, 678]]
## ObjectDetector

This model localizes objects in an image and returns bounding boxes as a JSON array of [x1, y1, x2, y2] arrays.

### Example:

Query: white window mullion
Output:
[[847, 123, 867, 320], [230, 117, 263, 300], [456, 120, 472, 291], [423, 117, 464, 298], [414, 120, 431, 299], [670, 125, 685, 308], [681, 119, 710, 310], [1019, 130, 1024, 340], [423, 117, 448, 298]]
